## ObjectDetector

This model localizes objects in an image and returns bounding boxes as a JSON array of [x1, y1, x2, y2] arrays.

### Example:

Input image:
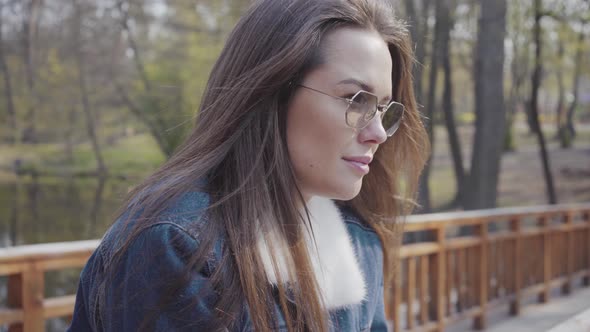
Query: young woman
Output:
[[69, 0, 429, 331]]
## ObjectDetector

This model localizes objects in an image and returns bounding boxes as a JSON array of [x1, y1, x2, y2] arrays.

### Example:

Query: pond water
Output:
[[0, 175, 138, 331], [0, 175, 135, 247]]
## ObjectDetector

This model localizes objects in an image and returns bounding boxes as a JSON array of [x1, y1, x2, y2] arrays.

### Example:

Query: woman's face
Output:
[[287, 27, 393, 201]]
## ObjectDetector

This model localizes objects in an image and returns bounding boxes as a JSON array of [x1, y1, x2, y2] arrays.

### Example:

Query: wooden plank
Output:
[[0, 308, 24, 325], [43, 295, 76, 319], [404, 203, 590, 227], [520, 276, 568, 298], [428, 254, 437, 322], [493, 242, 499, 298], [394, 280, 402, 332], [487, 232, 517, 243], [585, 211, 590, 286], [390, 265, 401, 332], [0, 240, 99, 265], [400, 242, 440, 258], [434, 226, 446, 332], [445, 237, 480, 250], [474, 223, 488, 330], [539, 216, 551, 303], [38, 255, 91, 271], [502, 238, 510, 296], [460, 248, 467, 311], [471, 247, 479, 306], [555, 230, 561, 279], [0, 263, 28, 276], [22, 265, 45, 332], [7, 273, 24, 332], [407, 257, 416, 329], [419, 255, 429, 324], [454, 249, 462, 312], [509, 218, 522, 316], [520, 228, 544, 238], [445, 251, 451, 316], [7, 264, 45, 332]]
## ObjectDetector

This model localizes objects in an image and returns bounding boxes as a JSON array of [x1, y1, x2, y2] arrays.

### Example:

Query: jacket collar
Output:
[[257, 196, 367, 309]]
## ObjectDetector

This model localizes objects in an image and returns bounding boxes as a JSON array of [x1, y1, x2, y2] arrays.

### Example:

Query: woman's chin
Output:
[[329, 180, 363, 201]]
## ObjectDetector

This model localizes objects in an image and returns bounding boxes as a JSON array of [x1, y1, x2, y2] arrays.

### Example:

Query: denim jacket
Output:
[[68, 191, 388, 331]]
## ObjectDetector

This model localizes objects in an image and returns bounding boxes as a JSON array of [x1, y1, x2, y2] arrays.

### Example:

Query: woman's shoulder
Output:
[[99, 190, 215, 262], [337, 204, 378, 235]]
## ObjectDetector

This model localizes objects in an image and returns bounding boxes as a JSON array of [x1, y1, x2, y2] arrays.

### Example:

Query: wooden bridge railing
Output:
[[0, 240, 99, 331], [0, 203, 589, 331], [388, 203, 590, 332]]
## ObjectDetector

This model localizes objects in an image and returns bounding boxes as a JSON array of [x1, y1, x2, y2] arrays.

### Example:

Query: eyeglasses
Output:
[[298, 84, 405, 137]]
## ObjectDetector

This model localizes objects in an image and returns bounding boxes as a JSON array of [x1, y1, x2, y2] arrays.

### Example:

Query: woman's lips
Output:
[[342, 156, 371, 174]]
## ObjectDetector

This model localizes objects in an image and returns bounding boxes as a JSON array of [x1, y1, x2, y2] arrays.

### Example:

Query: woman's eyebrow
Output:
[[337, 78, 391, 103], [337, 78, 373, 92]]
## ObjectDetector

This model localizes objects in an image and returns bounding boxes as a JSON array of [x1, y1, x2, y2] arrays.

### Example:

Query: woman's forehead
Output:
[[313, 28, 393, 96]]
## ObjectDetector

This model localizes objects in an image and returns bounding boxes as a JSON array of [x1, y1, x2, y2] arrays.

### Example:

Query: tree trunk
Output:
[[555, 35, 568, 147], [0, 2, 17, 143], [406, 0, 433, 213], [418, 0, 440, 213], [505, 5, 529, 153], [465, 0, 507, 210], [566, 26, 585, 141], [529, 0, 557, 204], [73, 0, 107, 175], [117, 0, 152, 93], [404, 0, 431, 103], [113, 0, 179, 157], [21, 0, 42, 143], [439, 0, 465, 208]]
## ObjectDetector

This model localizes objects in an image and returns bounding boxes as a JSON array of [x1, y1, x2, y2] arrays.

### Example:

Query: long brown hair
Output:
[[99, 0, 429, 331]]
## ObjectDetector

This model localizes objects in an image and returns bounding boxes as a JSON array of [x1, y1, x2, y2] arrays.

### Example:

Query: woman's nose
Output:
[[358, 115, 387, 145]]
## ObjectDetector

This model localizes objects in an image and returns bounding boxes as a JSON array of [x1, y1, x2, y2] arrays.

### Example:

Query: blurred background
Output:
[[0, 0, 588, 330], [0, 0, 588, 244]]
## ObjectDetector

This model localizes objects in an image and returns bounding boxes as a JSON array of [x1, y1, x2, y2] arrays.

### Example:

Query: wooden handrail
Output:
[[1, 204, 589, 331], [0, 240, 99, 332], [391, 203, 590, 332]]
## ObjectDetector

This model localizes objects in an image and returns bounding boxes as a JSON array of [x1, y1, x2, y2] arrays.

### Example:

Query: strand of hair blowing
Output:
[[98, 0, 429, 331]]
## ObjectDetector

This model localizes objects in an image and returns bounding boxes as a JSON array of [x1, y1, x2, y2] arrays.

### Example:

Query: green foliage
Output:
[[0, 134, 164, 178], [129, 20, 226, 157]]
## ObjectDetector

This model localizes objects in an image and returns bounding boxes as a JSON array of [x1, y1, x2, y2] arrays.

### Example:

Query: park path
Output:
[[448, 286, 590, 332]]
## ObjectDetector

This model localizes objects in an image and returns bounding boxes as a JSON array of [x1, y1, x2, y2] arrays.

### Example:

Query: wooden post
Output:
[[419, 255, 429, 324], [539, 215, 551, 303], [563, 212, 574, 294], [433, 226, 446, 332], [407, 257, 416, 329], [584, 211, 590, 286], [446, 251, 454, 315], [474, 222, 489, 329], [7, 264, 45, 332], [458, 248, 466, 311], [510, 217, 522, 315], [390, 271, 401, 332]]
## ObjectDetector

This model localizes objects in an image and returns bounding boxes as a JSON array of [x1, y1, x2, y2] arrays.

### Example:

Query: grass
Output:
[[0, 133, 165, 180]]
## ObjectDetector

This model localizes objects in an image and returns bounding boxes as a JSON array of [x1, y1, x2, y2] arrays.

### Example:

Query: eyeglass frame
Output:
[[297, 84, 405, 137]]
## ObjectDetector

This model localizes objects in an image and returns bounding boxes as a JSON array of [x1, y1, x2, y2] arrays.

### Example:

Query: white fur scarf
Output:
[[257, 196, 367, 309]]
